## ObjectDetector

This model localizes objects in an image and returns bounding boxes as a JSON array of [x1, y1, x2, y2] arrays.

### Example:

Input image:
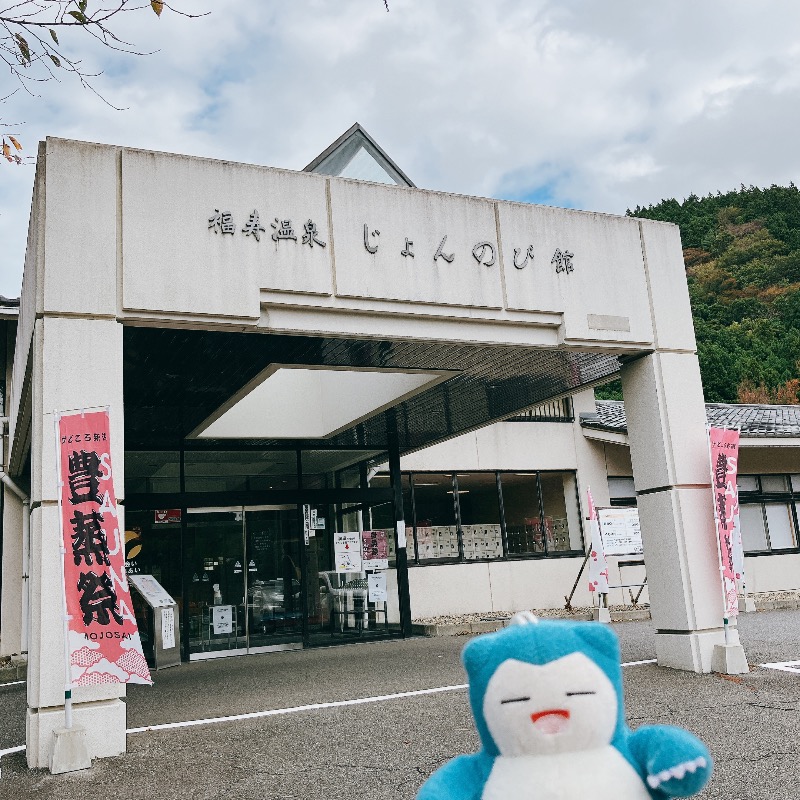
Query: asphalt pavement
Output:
[[1, 610, 798, 799]]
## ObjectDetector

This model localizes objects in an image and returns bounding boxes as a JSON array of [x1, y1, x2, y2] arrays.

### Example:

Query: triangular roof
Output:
[[303, 123, 415, 188]]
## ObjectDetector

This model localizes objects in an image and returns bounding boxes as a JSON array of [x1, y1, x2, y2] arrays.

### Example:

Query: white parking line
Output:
[[127, 682, 470, 733], [760, 660, 800, 674], [0, 657, 660, 761], [0, 681, 25, 688]]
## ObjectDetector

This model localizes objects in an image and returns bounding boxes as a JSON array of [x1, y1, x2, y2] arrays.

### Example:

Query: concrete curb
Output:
[[0, 657, 27, 685], [753, 597, 800, 611], [411, 599, 800, 636]]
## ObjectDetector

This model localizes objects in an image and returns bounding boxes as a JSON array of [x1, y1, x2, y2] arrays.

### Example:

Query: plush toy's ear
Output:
[[462, 632, 494, 676], [571, 623, 620, 663]]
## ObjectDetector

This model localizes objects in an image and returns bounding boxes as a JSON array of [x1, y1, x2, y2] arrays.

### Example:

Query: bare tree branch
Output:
[[0, 1, 207, 162]]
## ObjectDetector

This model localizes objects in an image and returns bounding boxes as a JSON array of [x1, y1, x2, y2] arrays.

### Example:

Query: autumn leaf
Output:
[[8, 136, 22, 151], [50, 29, 59, 45], [151, 1, 164, 16], [2, 141, 11, 161], [68, 10, 88, 24], [14, 34, 31, 65], [49, 54, 62, 67]]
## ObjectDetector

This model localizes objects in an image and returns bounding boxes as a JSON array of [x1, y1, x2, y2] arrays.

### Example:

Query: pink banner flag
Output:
[[586, 487, 609, 594], [708, 426, 741, 618], [57, 409, 152, 686]]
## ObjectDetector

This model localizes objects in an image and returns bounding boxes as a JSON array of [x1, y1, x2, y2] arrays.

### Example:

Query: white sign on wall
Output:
[[334, 532, 363, 573], [212, 605, 234, 634], [598, 507, 643, 556], [161, 607, 176, 650], [368, 573, 388, 604]]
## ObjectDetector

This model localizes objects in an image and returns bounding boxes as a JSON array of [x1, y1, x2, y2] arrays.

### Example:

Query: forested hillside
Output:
[[623, 185, 800, 404]]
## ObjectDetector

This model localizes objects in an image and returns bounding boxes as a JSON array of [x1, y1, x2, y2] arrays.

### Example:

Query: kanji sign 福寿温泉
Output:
[[57, 409, 152, 687], [207, 209, 575, 275]]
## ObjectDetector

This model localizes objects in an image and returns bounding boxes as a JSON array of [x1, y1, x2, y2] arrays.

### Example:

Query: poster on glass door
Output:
[[212, 605, 234, 634], [368, 573, 388, 603], [334, 532, 363, 573], [361, 530, 389, 570]]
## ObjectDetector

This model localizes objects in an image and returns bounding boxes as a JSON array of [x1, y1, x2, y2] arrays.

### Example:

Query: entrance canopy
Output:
[[123, 326, 621, 456]]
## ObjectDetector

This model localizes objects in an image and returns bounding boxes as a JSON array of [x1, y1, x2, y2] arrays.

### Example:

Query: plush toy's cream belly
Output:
[[482, 747, 651, 800]]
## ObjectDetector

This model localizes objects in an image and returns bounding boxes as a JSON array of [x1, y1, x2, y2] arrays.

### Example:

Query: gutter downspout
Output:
[[0, 415, 31, 655]]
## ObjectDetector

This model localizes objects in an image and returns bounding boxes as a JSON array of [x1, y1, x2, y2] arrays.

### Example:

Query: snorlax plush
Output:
[[417, 613, 712, 800]]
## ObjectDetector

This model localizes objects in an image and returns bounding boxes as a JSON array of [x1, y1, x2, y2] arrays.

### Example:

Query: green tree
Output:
[[628, 184, 800, 403]]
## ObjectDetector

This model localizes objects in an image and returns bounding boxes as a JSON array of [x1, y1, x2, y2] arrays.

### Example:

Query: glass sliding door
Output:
[[186, 509, 247, 659], [305, 495, 402, 646], [245, 506, 304, 651]]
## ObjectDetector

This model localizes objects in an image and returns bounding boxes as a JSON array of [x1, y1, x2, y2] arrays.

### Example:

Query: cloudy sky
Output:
[[1, 0, 799, 297]]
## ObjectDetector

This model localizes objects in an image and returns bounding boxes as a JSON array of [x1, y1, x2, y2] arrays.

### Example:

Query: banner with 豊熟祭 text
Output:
[[708, 426, 743, 618], [57, 409, 152, 686]]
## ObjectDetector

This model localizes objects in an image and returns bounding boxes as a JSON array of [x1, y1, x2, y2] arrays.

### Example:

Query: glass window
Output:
[[456, 473, 503, 561], [302, 449, 381, 490], [125, 451, 180, 494], [184, 451, 298, 493], [737, 475, 759, 493], [367, 473, 412, 567], [411, 473, 458, 561], [737, 473, 800, 554], [760, 475, 790, 493], [764, 503, 797, 549], [539, 472, 583, 552], [608, 476, 636, 501], [739, 504, 768, 551], [499, 473, 544, 555]]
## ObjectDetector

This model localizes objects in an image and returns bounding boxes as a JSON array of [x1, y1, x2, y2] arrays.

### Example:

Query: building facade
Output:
[[1, 128, 794, 768]]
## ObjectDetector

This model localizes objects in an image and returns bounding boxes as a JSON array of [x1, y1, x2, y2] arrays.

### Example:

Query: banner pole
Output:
[[55, 412, 74, 729], [564, 548, 590, 611], [732, 425, 750, 612], [60, 544, 74, 729]]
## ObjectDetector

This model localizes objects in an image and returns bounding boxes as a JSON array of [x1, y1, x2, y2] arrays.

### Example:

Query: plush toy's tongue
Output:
[[530, 709, 570, 734]]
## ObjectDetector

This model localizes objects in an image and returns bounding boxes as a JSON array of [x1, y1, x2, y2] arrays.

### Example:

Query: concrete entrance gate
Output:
[[1, 137, 738, 767]]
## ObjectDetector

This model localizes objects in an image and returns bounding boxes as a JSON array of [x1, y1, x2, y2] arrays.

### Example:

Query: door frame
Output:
[[184, 505, 306, 661]]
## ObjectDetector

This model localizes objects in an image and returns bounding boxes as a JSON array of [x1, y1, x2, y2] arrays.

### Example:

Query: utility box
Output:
[[129, 574, 182, 670]]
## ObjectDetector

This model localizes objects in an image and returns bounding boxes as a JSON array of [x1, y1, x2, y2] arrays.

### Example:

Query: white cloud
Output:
[[2, 0, 800, 295]]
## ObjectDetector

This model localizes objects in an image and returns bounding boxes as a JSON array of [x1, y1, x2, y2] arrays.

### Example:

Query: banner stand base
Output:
[[738, 596, 756, 613], [592, 606, 611, 624], [711, 643, 749, 675], [50, 725, 92, 774]]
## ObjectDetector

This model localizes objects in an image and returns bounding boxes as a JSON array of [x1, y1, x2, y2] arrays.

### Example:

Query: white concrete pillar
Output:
[[572, 388, 614, 508], [26, 316, 128, 767], [0, 488, 24, 657], [621, 351, 728, 671]]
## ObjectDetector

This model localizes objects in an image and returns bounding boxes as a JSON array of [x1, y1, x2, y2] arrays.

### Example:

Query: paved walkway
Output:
[[1, 611, 798, 799]]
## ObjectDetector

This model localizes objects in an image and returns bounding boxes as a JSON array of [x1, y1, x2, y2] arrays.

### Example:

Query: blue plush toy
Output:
[[417, 613, 712, 800]]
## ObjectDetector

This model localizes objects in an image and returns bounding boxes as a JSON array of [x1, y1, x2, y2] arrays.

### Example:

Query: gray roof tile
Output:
[[581, 400, 800, 438]]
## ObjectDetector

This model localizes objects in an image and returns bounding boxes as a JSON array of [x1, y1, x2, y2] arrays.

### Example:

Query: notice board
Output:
[[597, 507, 643, 556]]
